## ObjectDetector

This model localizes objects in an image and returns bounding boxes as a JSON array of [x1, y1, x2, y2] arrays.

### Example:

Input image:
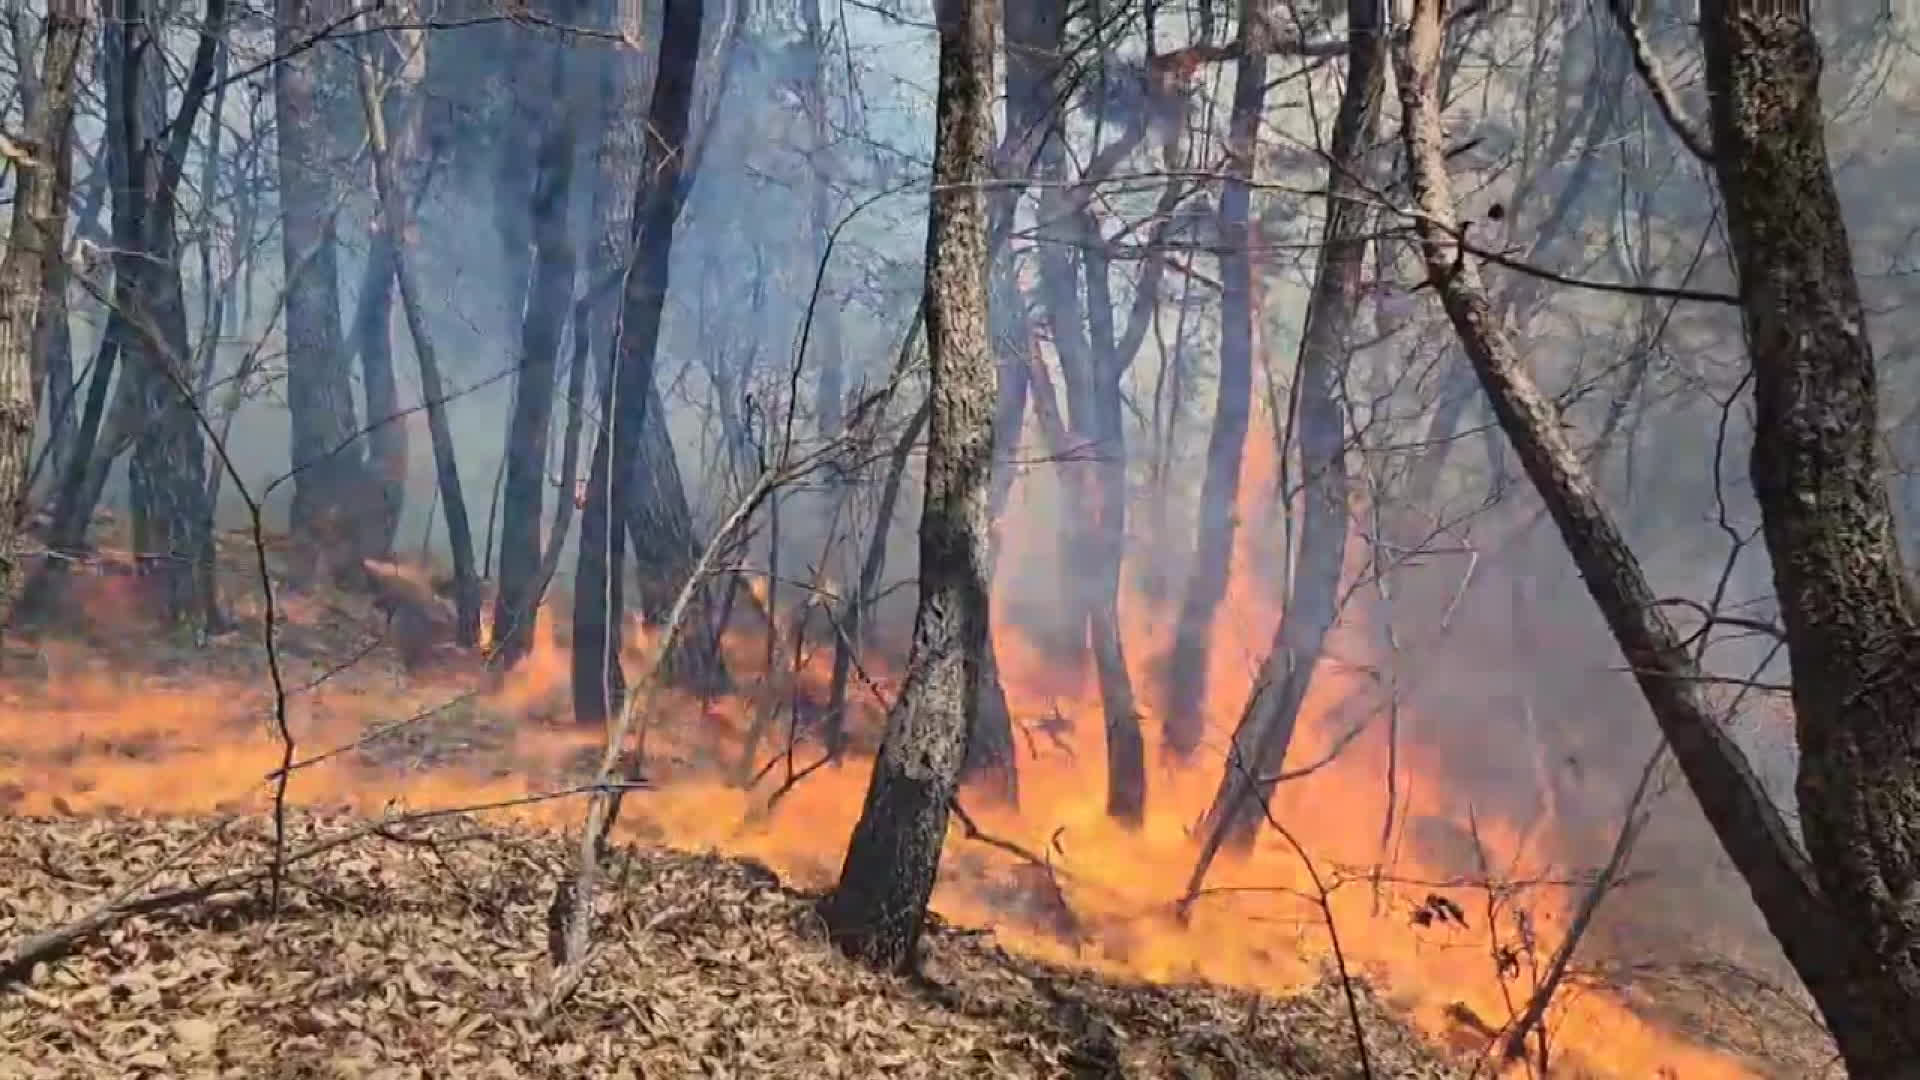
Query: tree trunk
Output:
[[1694, 0, 1920, 1067], [1194, 0, 1382, 856], [1394, 1, 1900, 1070], [350, 19, 427, 560], [1163, 0, 1268, 758], [492, 15, 581, 670], [0, 0, 88, 630], [821, 0, 996, 973], [570, 0, 707, 731], [121, 0, 224, 636], [800, 0, 845, 434], [277, 0, 371, 586], [357, 23, 482, 646]]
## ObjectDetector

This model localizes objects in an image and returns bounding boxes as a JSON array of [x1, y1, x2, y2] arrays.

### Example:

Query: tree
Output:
[[1398, 0, 1920, 1069], [492, 5, 585, 669], [1162, 0, 1270, 758], [0, 0, 89, 631], [1191, 0, 1385, 868], [571, 0, 711, 730], [821, 0, 997, 971], [277, 0, 375, 585]]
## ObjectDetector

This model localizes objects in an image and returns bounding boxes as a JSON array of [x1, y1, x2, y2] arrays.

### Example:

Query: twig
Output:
[[1499, 741, 1667, 1064]]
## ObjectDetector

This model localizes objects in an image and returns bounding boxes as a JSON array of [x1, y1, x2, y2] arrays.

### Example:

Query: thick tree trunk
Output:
[[570, 0, 707, 731], [1694, 1, 1920, 1068], [1395, 2, 1902, 1071], [276, 0, 371, 586], [0, 0, 88, 630], [821, 0, 996, 973], [1195, 0, 1382, 856], [1163, 0, 1268, 758], [492, 19, 581, 670]]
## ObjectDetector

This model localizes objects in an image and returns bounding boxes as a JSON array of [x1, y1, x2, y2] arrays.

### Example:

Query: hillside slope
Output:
[[0, 812, 1462, 1079]]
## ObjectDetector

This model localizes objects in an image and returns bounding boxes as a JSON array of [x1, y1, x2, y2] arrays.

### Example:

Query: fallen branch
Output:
[[0, 788, 609, 989]]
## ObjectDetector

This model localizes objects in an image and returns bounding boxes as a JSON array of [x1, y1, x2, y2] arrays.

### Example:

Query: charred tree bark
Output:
[[0, 0, 88, 630], [821, 0, 996, 972], [277, 0, 372, 586], [1194, 0, 1382, 856], [1692, 0, 1920, 1067], [571, 0, 707, 731], [1163, 0, 1268, 759], [492, 20, 581, 670], [1394, 1, 1898, 1070]]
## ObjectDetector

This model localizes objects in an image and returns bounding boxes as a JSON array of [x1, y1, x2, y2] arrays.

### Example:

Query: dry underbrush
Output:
[[0, 811, 1463, 1079]]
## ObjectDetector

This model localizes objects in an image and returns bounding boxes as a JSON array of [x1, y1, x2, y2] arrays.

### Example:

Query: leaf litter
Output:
[[0, 810, 1465, 1079]]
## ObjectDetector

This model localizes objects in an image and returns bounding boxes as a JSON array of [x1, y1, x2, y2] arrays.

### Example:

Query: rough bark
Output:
[[1693, 0, 1920, 1068], [1196, 0, 1383, 856], [0, 0, 88, 630], [276, 0, 372, 586], [1394, 1, 1888, 1069], [571, 0, 708, 731], [1163, 0, 1268, 758], [491, 17, 581, 670], [821, 0, 996, 972]]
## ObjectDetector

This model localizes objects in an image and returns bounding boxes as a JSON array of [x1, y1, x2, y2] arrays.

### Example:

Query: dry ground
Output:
[[0, 811, 1464, 1079]]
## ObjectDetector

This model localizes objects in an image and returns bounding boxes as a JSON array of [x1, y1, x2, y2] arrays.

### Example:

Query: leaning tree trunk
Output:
[[0, 0, 88, 630], [1193, 0, 1383, 861], [1393, 0, 1902, 1070], [276, 0, 371, 586], [571, 0, 707, 731], [820, 0, 996, 973], [1692, 0, 1920, 1066], [492, 11, 582, 669], [1163, 0, 1269, 759]]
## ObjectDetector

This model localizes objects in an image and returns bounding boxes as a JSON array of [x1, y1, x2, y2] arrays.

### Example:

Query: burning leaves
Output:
[[0, 812, 1466, 1078]]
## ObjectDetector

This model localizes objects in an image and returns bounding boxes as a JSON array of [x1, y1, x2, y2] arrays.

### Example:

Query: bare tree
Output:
[[572, 0, 710, 730], [1163, 0, 1270, 757], [1398, 0, 1920, 1069], [821, 0, 997, 971], [1192, 0, 1385, 868], [492, 2, 586, 669], [0, 0, 88, 630], [278, 0, 374, 585]]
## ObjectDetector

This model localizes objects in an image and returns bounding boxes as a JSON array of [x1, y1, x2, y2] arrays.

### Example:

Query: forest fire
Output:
[[0, 437, 1780, 1080]]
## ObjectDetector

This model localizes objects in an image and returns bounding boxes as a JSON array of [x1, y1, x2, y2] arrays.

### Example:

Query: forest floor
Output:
[[0, 811, 1464, 1079]]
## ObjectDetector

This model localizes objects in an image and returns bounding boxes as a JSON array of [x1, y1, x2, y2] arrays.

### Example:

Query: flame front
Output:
[[0, 431, 1767, 1079]]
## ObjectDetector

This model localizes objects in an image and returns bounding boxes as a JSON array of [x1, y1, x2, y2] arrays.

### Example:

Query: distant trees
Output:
[[821, 0, 997, 970]]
